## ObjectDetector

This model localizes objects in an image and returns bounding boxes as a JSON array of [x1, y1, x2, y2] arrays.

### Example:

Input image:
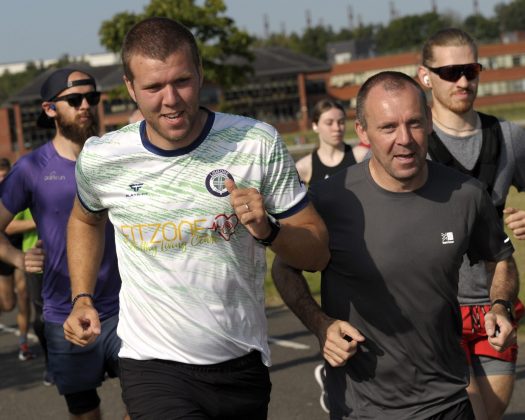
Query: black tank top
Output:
[[310, 144, 356, 185]]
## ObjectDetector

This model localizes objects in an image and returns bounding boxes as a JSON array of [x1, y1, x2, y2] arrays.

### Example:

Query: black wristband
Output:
[[253, 217, 281, 246], [72, 293, 94, 307]]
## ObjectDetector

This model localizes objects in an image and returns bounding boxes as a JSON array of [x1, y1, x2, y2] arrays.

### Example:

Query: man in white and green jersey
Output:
[[63, 17, 329, 420]]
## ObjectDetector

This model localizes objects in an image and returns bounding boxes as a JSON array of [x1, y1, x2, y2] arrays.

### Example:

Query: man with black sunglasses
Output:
[[418, 28, 525, 420], [0, 68, 124, 420]]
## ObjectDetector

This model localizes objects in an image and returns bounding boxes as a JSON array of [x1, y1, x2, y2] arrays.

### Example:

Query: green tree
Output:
[[375, 12, 459, 54], [0, 61, 46, 104], [98, 0, 254, 88], [297, 25, 337, 60], [463, 14, 500, 43], [495, 0, 525, 32]]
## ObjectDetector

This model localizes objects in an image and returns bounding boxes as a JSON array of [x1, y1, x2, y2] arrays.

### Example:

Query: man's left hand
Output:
[[485, 307, 516, 352], [225, 179, 272, 240]]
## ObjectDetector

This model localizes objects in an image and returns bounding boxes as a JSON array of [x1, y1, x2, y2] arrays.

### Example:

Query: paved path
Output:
[[0, 307, 524, 419]]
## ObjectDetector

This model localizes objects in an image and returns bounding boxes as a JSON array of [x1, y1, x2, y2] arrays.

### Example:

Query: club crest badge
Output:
[[205, 169, 234, 197]]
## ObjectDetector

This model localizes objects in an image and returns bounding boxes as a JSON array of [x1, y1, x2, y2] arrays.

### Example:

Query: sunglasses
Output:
[[427, 63, 482, 82], [53, 91, 101, 108]]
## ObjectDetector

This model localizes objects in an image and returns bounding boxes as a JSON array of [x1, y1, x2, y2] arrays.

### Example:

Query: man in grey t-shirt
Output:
[[418, 28, 524, 420], [272, 71, 517, 419]]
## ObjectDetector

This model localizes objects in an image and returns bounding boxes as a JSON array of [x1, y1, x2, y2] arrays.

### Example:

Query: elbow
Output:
[[300, 248, 330, 272], [311, 249, 330, 272]]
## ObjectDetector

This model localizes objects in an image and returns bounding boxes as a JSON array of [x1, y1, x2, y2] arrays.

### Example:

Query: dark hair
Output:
[[311, 99, 345, 124], [421, 28, 478, 67], [122, 17, 201, 81], [0, 158, 11, 171], [356, 71, 427, 130]]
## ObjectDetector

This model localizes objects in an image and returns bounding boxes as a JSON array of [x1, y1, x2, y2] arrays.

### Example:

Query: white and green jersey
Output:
[[75, 110, 307, 365]]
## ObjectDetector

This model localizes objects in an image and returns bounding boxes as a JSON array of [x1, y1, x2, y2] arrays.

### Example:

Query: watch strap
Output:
[[253, 217, 280, 246]]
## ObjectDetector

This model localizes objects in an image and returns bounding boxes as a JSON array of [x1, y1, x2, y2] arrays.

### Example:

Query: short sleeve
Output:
[[260, 130, 307, 219], [75, 141, 106, 212], [0, 157, 32, 215], [468, 187, 513, 264]]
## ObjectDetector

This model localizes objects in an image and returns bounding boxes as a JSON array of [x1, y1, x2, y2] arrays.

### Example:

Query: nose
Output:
[[397, 124, 413, 146], [163, 85, 179, 106], [79, 96, 91, 109], [456, 74, 470, 87]]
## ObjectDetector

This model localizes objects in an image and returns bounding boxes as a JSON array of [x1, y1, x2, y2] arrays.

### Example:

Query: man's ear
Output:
[[355, 120, 369, 145], [42, 102, 56, 117], [417, 65, 431, 88], [123, 75, 137, 102], [312, 123, 318, 133]]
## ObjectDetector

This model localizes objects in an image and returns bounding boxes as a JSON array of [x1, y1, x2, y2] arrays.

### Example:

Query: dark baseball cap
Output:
[[37, 68, 97, 129]]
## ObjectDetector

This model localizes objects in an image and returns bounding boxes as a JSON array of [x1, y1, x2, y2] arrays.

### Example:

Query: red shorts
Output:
[[460, 300, 523, 364]]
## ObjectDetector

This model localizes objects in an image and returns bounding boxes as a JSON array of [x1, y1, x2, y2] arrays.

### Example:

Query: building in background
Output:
[[326, 39, 525, 114], [0, 48, 329, 161], [1, 38, 525, 161]]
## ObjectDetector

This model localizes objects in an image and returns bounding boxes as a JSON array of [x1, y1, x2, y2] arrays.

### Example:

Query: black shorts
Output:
[[120, 351, 271, 419], [428, 399, 475, 420]]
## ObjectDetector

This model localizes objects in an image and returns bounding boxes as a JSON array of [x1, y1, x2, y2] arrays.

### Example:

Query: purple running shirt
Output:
[[0, 141, 120, 323]]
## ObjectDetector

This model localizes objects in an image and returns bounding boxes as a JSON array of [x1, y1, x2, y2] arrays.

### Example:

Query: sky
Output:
[[0, 0, 510, 65]]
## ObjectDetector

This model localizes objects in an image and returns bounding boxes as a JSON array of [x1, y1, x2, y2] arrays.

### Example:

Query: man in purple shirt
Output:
[[0, 68, 122, 420]]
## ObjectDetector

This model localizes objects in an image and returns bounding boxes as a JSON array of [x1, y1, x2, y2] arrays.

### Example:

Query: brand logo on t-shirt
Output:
[[441, 232, 454, 244], [44, 171, 66, 181], [212, 213, 239, 240], [205, 169, 234, 197], [126, 182, 147, 198], [130, 183, 143, 192]]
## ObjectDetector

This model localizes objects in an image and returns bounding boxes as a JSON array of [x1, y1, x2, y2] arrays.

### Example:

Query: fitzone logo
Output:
[[205, 169, 234, 197]]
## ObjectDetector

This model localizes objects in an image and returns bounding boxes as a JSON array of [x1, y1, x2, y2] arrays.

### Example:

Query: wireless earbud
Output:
[[50, 104, 56, 111], [423, 75, 430, 86]]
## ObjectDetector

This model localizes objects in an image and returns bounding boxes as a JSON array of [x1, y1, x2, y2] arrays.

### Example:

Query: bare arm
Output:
[[225, 179, 329, 271], [295, 154, 312, 185], [63, 197, 108, 346], [484, 256, 519, 352], [0, 201, 24, 270], [5, 218, 36, 236], [271, 203, 330, 271], [271, 256, 364, 366]]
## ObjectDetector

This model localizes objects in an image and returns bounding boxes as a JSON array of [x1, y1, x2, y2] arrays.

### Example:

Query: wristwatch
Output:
[[491, 299, 515, 322], [253, 217, 281, 246]]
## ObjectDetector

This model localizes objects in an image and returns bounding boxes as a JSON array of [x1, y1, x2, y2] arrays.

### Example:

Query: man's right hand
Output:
[[63, 299, 101, 347], [503, 207, 525, 239], [24, 239, 45, 272], [322, 320, 365, 367]]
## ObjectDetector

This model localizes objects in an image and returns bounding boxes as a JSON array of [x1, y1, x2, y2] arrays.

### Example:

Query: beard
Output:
[[56, 111, 99, 145], [437, 87, 477, 115]]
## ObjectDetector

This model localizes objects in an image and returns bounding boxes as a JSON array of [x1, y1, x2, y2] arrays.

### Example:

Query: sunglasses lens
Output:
[[56, 92, 101, 107], [463, 64, 481, 80], [439, 68, 461, 82], [85, 92, 101, 106], [66, 94, 83, 107], [434, 64, 481, 82]]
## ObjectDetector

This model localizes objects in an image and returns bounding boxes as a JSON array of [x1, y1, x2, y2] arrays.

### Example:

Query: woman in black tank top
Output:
[[295, 99, 358, 186]]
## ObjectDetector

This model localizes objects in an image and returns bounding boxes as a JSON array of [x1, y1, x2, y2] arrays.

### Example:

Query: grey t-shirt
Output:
[[310, 161, 513, 419], [432, 118, 525, 304]]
